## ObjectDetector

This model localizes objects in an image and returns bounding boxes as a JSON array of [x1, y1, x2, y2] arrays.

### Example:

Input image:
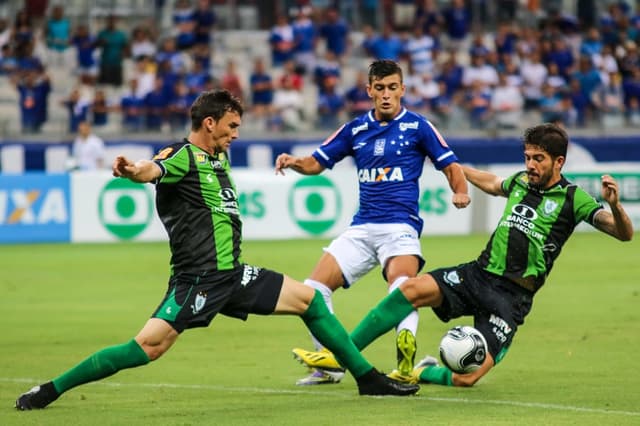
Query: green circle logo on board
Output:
[[98, 179, 153, 240], [288, 175, 341, 235]]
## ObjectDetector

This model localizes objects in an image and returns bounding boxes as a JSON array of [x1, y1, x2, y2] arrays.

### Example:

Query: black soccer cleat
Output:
[[356, 368, 420, 396], [15, 382, 59, 410]]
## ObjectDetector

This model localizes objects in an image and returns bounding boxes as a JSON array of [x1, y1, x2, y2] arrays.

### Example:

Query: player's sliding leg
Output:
[[15, 339, 151, 410]]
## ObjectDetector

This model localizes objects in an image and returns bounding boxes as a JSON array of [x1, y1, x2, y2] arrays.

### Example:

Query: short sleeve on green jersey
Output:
[[572, 186, 603, 225], [153, 145, 191, 183]]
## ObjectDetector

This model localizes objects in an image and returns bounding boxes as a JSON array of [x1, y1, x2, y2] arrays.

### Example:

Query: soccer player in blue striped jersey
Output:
[[275, 59, 470, 385]]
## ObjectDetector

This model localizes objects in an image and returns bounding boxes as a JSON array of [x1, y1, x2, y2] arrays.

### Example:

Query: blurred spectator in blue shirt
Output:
[[193, 0, 216, 45], [292, 6, 317, 75], [317, 75, 344, 130], [62, 88, 90, 133], [438, 52, 464, 97], [404, 25, 437, 76], [120, 79, 145, 132], [545, 36, 574, 79], [442, 0, 471, 49], [314, 50, 340, 89], [368, 24, 404, 61], [319, 7, 349, 61], [13, 67, 50, 134], [416, 0, 443, 36], [71, 24, 97, 85], [249, 57, 274, 119], [270, 14, 295, 67], [144, 77, 169, 131], [345, 70, 371, 119], [90, 89, 112, 128], [173, 0, 197, 50], [168, 79, 193, 132]]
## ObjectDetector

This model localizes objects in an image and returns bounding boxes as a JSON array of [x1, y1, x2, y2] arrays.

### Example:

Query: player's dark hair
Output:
[[368, 59, 403, 84], [523, 123, 568, 159], [190, 90, 244, 130]]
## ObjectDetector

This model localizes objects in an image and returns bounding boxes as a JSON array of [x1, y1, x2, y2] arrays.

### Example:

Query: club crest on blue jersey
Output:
[[374, 139, 385, 156]]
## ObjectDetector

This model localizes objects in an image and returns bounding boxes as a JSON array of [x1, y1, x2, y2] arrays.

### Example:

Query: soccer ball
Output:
[[439, 325, 488, 374]]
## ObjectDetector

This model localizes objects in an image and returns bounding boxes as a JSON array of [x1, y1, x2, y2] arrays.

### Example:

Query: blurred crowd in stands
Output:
[[2, 0, 640, 137]]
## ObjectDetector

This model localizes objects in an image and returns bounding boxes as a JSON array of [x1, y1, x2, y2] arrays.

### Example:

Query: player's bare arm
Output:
[[275, 154, 325, 176], [592, 174, 634, 241], [112, 156, 162, 183], [461, 165, 505, 197], [442, 162, 470, 209]]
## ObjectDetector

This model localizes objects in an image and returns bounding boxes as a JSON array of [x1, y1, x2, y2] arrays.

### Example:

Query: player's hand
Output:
[[275, 153, 293, 175], [452, 193, 471, 209], [601, 174, 620, 205], [112, 155, 135, 178]]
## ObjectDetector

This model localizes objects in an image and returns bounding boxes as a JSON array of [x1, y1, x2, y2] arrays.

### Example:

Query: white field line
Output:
[[3, 377, 639, 417]]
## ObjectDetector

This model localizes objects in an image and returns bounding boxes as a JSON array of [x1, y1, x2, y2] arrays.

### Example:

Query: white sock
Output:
[[389, 276, 418, 336], [304, 279, 334, 351]]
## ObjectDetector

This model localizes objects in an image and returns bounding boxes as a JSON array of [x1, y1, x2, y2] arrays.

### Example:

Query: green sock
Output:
[[350, 288, 415, 350], [52, 339, 150, 395], [419, 365, 453, 386], [301, 290, 372, 378]]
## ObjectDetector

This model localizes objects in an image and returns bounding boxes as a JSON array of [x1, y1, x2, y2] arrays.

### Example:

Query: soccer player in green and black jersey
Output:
[[15, 90, 419, 411], [293, 122, 634, 387]]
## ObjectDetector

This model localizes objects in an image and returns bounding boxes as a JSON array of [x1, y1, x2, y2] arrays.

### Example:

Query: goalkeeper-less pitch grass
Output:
[[1, 233, 638, 426]]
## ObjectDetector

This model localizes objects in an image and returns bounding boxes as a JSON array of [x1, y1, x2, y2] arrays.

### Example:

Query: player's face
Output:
[[367, 73, 405, 121], [210, 111, 241, 153], [524, 144, 564, 189]]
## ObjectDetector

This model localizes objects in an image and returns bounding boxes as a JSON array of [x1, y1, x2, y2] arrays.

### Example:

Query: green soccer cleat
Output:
[[396, 329, 417, 376], [292, 347, 344, 372]]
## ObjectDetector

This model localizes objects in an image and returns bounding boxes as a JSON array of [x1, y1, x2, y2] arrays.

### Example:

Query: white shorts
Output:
[[324, 223, 424, 287]]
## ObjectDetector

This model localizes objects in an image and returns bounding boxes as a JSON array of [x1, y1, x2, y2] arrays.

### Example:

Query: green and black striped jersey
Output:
[[478, 171, 603, 292], [152, 140, 242, 273]]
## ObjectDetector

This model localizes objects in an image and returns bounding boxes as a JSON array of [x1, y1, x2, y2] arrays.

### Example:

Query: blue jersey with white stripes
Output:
[[312, 108, 459, 235]]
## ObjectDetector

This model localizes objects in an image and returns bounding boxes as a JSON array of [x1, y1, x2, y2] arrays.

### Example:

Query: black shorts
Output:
[[430, 261, 534, 363], [152, 264, 283, 333]]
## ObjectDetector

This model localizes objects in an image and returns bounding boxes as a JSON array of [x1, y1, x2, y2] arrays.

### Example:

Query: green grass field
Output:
[[1, 233, 638, 425]]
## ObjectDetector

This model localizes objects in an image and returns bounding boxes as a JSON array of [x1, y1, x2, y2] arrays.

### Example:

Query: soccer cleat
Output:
[[295, 368, 345, 385], [356, 368, 420, 396], [415, 354, 439, 369], [15, 382, 59, 410], [292, 347, 344, 372], [386, 369, 418, 385], [412, 354, 440, 383], [396, 329, 417, 376]]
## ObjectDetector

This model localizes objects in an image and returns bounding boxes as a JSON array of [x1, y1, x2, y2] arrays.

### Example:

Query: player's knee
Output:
[[140, 342, 169, 361], [400, 275, 440, 307]]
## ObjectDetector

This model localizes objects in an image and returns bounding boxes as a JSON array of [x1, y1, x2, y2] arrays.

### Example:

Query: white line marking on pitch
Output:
[[3, 377, 639, 417]]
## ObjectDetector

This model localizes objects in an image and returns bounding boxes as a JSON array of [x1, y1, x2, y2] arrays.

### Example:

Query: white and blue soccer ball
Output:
[[439, 325, 488, 374]]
